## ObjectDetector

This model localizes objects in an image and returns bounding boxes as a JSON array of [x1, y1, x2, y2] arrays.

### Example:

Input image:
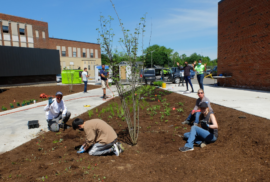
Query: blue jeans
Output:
[[197, 74, 204, 90], [184, 76, 193, 91], [184, 126, 217, 149], [84, 81, 88, 92], [186, 112, 201, 124]]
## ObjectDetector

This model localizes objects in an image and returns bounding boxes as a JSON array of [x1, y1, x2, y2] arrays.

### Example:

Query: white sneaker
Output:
[[113, 144, 120, 156], [116, 142, 124, 153], [200, 142, 207, 148]]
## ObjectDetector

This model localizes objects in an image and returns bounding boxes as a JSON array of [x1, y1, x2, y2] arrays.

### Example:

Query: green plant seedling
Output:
[[155, 122, 159, 124], [165, 120, 168, 123], [183, 127, 187, 130], [96, 108, 98, 113], [178, 102, 184, 106], [53, 140, 58, 144], [150, 98, 155, 101], [177, 108, 184, 113], [88, 110, 94, 118], [147, 126, 151, 129]]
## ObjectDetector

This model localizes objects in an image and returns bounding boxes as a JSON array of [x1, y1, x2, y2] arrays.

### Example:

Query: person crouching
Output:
[[72, 118, 124, 156], [179, 102, 218, 152], [44, 91, 71, 132]]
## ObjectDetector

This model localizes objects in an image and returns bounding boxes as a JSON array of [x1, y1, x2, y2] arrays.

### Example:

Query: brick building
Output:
[[218, 0, 270, 90], [0, 13, 101, 79]]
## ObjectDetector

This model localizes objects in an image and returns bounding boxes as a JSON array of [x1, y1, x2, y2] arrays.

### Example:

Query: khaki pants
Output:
[[101, 80, 107, 89]]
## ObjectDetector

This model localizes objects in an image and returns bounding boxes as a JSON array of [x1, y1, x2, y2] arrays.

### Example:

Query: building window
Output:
[[42, 31, 45, 39], [88, 65, 90, 70], [2, 26, 9, 33], [91, 53, 93, 58], [83, 52, 86, 57], [73, 52, 76, 57], [35, 30, 39, 38], [62, 51, 66, 57], [19, 28, 25, 35]]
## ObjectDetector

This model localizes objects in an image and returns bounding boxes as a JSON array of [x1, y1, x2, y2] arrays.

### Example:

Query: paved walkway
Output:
[[165, 83, 270, 120], [0, 87, 118, 153]]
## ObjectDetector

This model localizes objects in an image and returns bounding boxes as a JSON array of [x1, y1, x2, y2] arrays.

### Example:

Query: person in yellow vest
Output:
[[193, 59, 207, 91]]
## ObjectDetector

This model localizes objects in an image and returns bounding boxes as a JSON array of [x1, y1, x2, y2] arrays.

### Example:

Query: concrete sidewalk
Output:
[[165, 83, 270, 120], [0, 87, 118, 153]]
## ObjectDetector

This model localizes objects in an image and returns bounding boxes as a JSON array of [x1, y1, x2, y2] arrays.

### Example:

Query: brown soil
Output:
[[0, 88, 269, 182], [0, 85, 99, 112]]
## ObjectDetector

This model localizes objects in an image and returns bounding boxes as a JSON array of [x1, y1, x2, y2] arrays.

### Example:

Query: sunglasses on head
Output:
[[198, 92, 204, 94]]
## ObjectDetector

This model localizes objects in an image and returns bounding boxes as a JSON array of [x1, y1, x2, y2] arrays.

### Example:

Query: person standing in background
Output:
[[81, 68, 89, 93], [177, 62, 194, 92], [100, 64, 109, 99], [193, 59, 207, 91]]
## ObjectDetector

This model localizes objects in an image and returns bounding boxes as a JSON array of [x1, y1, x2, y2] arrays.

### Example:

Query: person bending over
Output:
[[72, 118, 124, 156], [177, 62, 194, 92], [182, 89, 213, 126], [179, 102, 218, 152], [44, 91, 71, 132], [100, 64, 109, 99]]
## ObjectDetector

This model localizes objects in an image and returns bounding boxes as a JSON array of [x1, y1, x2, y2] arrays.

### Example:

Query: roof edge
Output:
[[49, 37, 100, 45]]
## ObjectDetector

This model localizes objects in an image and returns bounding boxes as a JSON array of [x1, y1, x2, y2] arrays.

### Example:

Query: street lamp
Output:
[[151, 50, 155, 68]]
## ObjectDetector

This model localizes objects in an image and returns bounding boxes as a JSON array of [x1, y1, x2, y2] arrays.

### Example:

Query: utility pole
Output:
[[151, 50, 155, 68]]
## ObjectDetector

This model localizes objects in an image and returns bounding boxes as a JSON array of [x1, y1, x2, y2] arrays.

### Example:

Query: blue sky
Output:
[[0, 0, 220, 60]]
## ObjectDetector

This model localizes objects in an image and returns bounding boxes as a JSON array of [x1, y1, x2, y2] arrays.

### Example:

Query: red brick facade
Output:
[[218, 0, 270, 90], [49, 38, 100, 58], [0, 13, 49, 49], [0, 13, 100, 58]]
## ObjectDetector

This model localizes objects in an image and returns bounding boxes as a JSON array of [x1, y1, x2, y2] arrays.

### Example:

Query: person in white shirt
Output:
[[44, 91, 71, 132], [81, 68, 89, 93]]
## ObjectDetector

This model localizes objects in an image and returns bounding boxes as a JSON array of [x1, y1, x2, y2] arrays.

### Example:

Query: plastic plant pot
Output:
[[17, 103, 20, 107], [22, 103, 25, 106], [27, 103, 30, 105], [10, 106, 14, 108]]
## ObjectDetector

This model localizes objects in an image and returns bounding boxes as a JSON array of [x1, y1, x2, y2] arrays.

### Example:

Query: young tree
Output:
[[97, 1, 147, 145]]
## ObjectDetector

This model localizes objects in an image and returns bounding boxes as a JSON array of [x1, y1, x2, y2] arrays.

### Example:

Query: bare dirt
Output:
[[0, 88, 269, 182], [0, 85, 99, 112]]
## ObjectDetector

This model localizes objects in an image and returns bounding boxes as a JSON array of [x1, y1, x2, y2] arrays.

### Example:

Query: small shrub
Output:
[[178, 102, 184, 106], [16, 102, 20, 106], [9, 103, 14, 108], [88, 110, 94, 118], [177, 108, 184, 112], [2, 106, 7, 110], [153, 81, 164, 87]]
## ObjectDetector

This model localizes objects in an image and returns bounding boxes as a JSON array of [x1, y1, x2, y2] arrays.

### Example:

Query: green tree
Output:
[[144, 44, 174, 67]]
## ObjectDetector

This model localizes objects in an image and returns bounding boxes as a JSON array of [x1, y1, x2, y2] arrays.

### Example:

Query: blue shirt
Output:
[[100, 69, 108, 81]]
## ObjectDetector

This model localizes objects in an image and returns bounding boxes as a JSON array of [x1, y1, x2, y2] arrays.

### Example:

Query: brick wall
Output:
[[49, 38, 101, 58], [0, 13, 49, 49], [218, 0, 270, 90]]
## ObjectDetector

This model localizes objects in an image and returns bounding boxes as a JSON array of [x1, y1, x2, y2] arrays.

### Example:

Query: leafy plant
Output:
[[153, 81, 164, 87], [177, 108, 184, 113], [178, 102, 184, 106], [88, 110, 94, 118], [16, 102, 20, 106], [2, 106, 7, 110], [9, 103, 14, 107], [164, 107, 171, 116]]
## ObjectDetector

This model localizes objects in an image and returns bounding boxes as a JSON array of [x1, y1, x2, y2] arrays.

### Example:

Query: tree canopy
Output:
[[101, 44, 217, 67]]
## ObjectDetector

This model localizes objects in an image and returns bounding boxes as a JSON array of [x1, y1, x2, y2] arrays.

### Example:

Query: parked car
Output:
[[205, 69, 212, 75], [56, 74, 62, 83], [143, 68, 156, 85], [211, 66, 217, 76]]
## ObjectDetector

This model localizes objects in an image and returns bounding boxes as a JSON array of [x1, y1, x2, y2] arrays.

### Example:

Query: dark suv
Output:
[[143, 68, 156, 84]]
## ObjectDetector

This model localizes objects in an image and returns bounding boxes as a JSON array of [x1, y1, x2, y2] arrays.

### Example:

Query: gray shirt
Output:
[[193, 96, 213, 112]]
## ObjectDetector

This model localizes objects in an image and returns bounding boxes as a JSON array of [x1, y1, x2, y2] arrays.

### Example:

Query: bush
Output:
[[153, 81, 164, 87]]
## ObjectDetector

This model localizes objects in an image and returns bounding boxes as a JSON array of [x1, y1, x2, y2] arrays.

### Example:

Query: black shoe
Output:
[[179, 147, 194, 152], [191, 90, 194, 92]]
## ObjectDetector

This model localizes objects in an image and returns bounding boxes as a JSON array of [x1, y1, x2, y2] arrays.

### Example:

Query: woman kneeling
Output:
[[179, 102, 218, 152]]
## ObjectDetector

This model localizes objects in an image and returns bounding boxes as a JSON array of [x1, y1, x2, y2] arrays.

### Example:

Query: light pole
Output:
[[151, 50, 155, 68]]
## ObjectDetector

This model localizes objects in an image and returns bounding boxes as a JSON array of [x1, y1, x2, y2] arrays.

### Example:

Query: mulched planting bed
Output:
[[0, 85, 99, 112], [0, 87, 269, 181]]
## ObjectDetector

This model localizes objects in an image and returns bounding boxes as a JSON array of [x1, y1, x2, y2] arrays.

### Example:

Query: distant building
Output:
[[218, 0, 270, 90], [0, 13, 101, 84]]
